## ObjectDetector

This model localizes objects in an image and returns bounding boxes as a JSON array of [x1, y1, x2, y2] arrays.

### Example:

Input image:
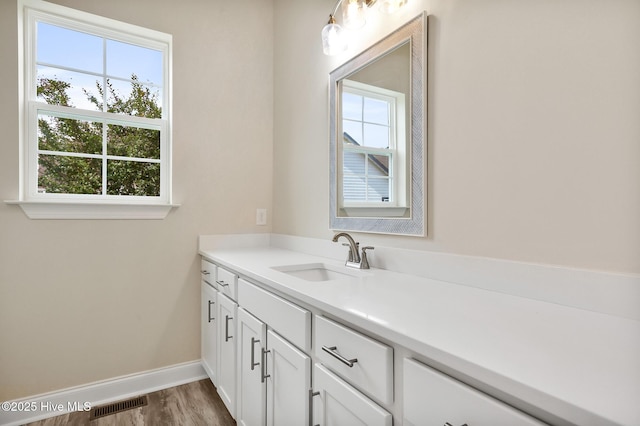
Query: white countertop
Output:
[[200, 246, 640, 426]]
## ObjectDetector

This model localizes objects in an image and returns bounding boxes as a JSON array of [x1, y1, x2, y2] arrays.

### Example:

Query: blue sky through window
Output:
[[36, 22, 163, 111], [342, 91, 391, 149]]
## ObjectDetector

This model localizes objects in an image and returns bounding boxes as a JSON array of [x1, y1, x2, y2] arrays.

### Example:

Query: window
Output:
[[340, 79, 407, 213], [14, 0, 173, 219]]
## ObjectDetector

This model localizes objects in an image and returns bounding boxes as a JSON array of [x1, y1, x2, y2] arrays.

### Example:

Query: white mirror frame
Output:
[[329, 13, 426, 236]]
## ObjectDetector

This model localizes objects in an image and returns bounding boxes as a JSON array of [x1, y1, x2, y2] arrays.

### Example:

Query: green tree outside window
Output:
[[37, 75, 161, 196]]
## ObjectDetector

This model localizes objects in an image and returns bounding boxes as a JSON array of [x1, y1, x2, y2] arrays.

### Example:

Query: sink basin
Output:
[[271, 263, 364, 282]]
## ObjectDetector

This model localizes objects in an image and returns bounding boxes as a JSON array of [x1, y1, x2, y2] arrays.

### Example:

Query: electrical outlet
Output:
[[256, 208, 267, 226]]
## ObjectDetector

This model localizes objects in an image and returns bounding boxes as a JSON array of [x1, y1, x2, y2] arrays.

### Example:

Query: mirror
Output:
[[329, 13, 425, 236]]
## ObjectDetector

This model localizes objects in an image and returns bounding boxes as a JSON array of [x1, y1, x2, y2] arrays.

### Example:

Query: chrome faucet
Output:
[[332, 232, 374, 269]]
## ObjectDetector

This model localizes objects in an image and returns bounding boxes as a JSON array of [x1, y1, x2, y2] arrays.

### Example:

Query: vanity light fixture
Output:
[[378, 0, 408, 14], [321, 0, 407, 56], [342, 0, 367, 30]]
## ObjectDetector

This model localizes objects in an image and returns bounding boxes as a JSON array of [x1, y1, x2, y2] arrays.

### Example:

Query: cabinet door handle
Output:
[[321, 345, 358, 367], [207, 300, 215, 322], [250, 337, 261, 370], [309, 389, 320, 426], [225, 315, 233, 341], [261, 348, 270, 383], [216, 280, 229, 287], [201, 270, 210, 275]]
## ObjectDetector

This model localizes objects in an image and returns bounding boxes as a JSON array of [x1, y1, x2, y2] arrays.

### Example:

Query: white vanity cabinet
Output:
[[265, 329, 311, 426], [314, 315, 393, 405], [201, 281, 218, 383], [198, 245, 634, 426], [236, 308, 312, 426], [237, 278, 311, 351], [217, 292, 238, 418], [215, 265, 238, 301], [235, 278, 312, 426], [200, 258, 216, 284], [312, 315, 393, 425], [201, 257, 548, 426], [200, 259, 218, 384], [236, 307, 266, 426], [312, 363, 392, 426], [403, 358, 546, 426], [202, 262, 392, 425]]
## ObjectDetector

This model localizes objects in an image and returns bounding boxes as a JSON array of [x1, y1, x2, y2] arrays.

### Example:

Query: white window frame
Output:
[[10, 0, 175, 219], [339, 79, 407, 217]]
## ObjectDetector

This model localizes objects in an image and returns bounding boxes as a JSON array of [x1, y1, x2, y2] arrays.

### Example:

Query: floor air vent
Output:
[[89, 395, 148, 420]]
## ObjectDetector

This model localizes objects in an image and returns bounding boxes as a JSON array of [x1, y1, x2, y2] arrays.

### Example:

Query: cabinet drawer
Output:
[[216, 265, 238, 301], [238, 279, 311, 351], [403, 358, 545, 426], [200, 259, 215, 286], [314, 316, 393, 405]]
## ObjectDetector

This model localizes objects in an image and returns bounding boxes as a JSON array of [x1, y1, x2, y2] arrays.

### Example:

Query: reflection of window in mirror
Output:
[[329, 13, 424, 234], [340, 79, 406, 217]]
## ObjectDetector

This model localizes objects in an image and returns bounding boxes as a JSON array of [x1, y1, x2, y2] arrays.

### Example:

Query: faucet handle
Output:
[[341, 243, 352, 262], [342, 242, 360, 262], [360, 246, 374, 269]]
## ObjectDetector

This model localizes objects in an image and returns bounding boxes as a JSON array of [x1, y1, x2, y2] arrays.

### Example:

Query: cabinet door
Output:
[[312, 363, 391, 426], [266, 330, 311, 426], [201, 282, 218, 384], [217, 293, 238, 418], [237, 308, 267, 426], [403, 358, 545, 426]]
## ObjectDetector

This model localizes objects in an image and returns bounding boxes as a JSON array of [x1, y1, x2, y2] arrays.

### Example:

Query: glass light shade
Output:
[[322, 22, 348, 56], [342, 0, 366, 30], [378, 0, 406, 14]]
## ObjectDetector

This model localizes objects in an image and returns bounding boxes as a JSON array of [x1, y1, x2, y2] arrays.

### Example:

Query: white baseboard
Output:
[[0, 360, 207, 426]]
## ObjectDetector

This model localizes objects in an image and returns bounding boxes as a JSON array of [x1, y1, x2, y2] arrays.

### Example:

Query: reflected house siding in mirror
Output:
[[329, 13, 426, 236]]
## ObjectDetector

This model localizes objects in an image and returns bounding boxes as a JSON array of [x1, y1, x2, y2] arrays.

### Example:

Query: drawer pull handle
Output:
[[321, 345, 358, 367], [208, 300, 215, 322], [309, 389, 320, 426], [444, 423, 468, 426], [201, 270, 210, 275], [225, 315, 233, 341], [250, 337, 261, 370], [261, 348, 271, 383], [216, 280, 229, 287]]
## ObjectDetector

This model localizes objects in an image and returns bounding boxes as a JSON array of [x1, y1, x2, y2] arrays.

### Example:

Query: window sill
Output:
[[339, 206, 409, 218], [4, 200, 179, 220]]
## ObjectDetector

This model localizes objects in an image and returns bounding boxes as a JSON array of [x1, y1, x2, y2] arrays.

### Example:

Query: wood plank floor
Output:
[[24, 379, 236, 426]]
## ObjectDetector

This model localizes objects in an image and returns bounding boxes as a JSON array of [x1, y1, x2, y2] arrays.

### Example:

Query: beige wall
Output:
[[273, 0, 640, 273], [0, 0, 273, 400], [1, 0, 638, 403]]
